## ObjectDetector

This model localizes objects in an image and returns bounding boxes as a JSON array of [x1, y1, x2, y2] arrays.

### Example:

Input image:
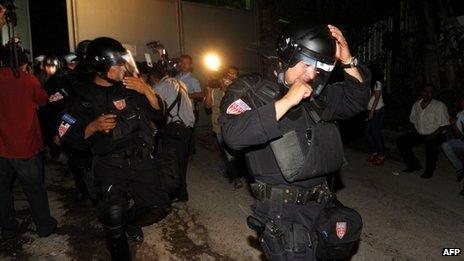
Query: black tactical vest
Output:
[[77, 81, 153, 155], [232, 75, 344, 183]]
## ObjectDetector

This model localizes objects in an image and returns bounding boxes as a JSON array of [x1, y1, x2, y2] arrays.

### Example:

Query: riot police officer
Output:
[[220, 22, 370, 260], [59, 37, 170, 260], [47, 40, 93, 200]]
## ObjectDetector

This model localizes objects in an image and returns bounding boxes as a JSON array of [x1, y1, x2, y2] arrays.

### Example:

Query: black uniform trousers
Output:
[[67, 149, 92, 192], [396, 131, 446, 174], [0, 154, 57, 236], [94, 155, 170, 219]]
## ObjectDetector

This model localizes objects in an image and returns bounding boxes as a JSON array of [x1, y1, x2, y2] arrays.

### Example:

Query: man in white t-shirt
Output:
[[441, 97, 464, 196], [396, 85, 449, 178]]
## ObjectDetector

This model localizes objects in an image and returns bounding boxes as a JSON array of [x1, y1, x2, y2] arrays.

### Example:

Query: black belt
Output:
[[250, 181, 332, 205]]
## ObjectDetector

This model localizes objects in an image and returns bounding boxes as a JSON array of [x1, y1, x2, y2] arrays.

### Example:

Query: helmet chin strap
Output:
[[97, 71, 120, 85], [277, 68, 287, 86]]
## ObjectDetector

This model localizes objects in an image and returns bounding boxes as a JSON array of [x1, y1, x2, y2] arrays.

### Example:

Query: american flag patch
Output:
[[58, 114, 76, 138]]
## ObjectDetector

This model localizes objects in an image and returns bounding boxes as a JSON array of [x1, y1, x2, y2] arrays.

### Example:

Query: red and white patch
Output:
[[58, 121, 71, 137], [49, 92, 64, 102], [226, 99, 251, 115], [113, 99, 127, 111], [336, 222, 347, 239]]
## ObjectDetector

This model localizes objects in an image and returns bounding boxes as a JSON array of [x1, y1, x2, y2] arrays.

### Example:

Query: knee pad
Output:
[[101, 200, 128, 233]]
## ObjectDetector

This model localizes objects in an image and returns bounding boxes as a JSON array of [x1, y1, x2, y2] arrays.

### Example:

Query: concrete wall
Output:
[[181, 1, 258, 76], [67, 0, 180, 59], [66, 0, 258, 79], [67, 0, 258, 128]]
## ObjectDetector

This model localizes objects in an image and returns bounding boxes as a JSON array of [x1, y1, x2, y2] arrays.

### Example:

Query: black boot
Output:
[[126, 224, 144, 242], [106, 230, 131, 261]]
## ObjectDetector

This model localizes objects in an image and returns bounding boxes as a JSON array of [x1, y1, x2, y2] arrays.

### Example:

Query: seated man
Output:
[[397, 84, 449, 178], [441, 97, 464, 196]]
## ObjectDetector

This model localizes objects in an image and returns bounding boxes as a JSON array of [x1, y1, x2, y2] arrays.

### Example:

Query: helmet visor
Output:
[[300, 55, 335, 72], [121, 50, 139, 77]]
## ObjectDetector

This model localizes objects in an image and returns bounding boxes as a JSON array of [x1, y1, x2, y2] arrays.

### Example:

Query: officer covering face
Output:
[[219, 21, 370, 260], [58, 37, 170, 260]]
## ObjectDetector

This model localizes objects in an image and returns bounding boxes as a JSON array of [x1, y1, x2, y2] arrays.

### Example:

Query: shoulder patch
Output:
[[49, 92, 64, 102], [226, 99, 251, 115]]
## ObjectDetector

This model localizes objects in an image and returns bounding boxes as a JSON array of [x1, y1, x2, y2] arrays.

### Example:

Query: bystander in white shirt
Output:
[[409, 99, 449, 135], [455, 111, 464, 134], [367, 80, 385, 110], [153, 76, 195, 128]]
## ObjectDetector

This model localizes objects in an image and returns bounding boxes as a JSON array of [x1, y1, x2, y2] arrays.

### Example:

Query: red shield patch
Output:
[[226, 99, 251, 115], [336, 222, 347, 239], [49, 92, 64, 102], [113, 99, 127, 111]]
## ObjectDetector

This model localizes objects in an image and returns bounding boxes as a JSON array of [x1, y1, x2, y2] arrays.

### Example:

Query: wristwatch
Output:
[[340, 56, 358, 69]]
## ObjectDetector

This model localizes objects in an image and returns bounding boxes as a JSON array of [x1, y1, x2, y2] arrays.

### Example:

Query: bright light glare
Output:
[[204, 53, 221, 71]]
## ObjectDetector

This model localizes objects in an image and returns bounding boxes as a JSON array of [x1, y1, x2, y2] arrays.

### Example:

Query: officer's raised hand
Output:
[[85, 114, 117, 139], [123, 76, 162, 110], [123, 76, 151, 94], [328, 24, 363, 82]]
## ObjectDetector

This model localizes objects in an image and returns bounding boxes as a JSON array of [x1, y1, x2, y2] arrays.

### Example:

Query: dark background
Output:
[[29, 0, 69, 57]]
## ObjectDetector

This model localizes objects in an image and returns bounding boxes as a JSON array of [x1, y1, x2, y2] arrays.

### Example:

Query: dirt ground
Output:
[[0, 131, 463, 260]]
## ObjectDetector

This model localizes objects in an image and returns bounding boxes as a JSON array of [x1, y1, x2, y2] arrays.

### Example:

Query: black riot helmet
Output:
[[43, 55, 60, 67], [277, 21, 336, 69], [276, 21, 337, 95], [86, 37, 138, 78], [74, 39, 91, 62], [86, 37, 128, 75]]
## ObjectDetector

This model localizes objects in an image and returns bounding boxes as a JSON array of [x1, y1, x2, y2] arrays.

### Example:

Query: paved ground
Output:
[[0, 130, 463, 260]]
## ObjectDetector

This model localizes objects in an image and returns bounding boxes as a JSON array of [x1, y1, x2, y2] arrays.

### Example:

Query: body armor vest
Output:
[[233, 75, 344, 182]]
